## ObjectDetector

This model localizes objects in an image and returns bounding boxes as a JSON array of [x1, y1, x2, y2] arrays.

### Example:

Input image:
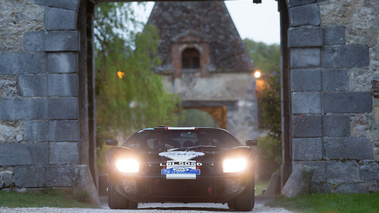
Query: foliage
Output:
[[266, 193, 379, 213], [0, 190, 99, 208], [258, 74, 281, 142], [243, 38, 280, 74], [257, 136, 281, 179], [244, 39, 281, 173], [177, 109, 219, 128], [257, 75, 282, 171], [94, 3, 180, 147], [255, 180, 268, 196]]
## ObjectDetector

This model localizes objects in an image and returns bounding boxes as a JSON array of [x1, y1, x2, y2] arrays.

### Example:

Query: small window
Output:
[[182, 48, 200, 69]]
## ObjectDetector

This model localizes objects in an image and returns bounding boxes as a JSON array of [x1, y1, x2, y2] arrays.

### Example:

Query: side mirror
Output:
[[246, 140, 257, 146], [106, 139, 118, 146]]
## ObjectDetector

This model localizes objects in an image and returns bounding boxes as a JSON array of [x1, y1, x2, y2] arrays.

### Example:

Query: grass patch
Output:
[[255, 180, 268, 195], [266, 193, 379, 213], [0, 189, 99, 208]]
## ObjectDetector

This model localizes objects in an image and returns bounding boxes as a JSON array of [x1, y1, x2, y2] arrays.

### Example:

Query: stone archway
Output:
[[2, 0, 376, 194], [76, 0, 293, 188]]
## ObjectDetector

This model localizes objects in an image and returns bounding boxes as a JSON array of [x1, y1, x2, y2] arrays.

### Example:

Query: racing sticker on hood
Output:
[[159, 151, 204, 180]]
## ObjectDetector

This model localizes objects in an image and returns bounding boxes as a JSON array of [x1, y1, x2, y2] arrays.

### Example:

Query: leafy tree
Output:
[[259, 74, 281, 142], [257, 74, 282, 167], [244, 39, 282, 174], [94, 3, 180, 146], [243, 38, 280, 74]]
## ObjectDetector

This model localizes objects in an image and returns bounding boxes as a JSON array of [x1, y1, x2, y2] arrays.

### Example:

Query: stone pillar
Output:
[[0, 0, 85, 190], [278, 0, 291, 189], [287, 0, 378, 193]]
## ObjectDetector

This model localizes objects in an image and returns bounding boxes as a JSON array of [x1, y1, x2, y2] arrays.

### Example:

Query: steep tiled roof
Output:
[[147, 2, 255, 73]]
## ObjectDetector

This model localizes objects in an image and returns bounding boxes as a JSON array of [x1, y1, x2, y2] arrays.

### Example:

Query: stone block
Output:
[[14, 166, 46, 187], [290, 48, 320, 68], [24, 121, 49, 142], [322, 45, 369, 68], [325, 137, 374, 160], [48, 53, 78, 74], [48, 97, 78, 119], [360, 161, 379, 181], [310, 183, 333, 193], [48, 74, 78, 96], [282, 164, 313, 198], [18, 75, 47, 97], [0, 121, 23, 143], [0, 53, 47, 74], [49, 142, 79, 165], [366, 181, 379, 193], [333, 183, 368, 194], [0, 143, 48, 166], [46, 165, 75, 187], [292, 115, 322, 137], [0, 98, 48, 120], [323, 92, 372, 113], [292, 138, 323, 160], [0, 75, 17, 98], [286, 0, 316, 8], [293, 161, 326, 182], [375, 147, 379, 161], [326, 161, 360, 184], [23, 31, 45, 52], [323, 115, 350, 137], [73, 165, 101, 206], [292, 92, 321, 114], [35, 0, 80, 11], [291, 69, 321, 91], [0, 143, 31, 165], [288, 26, 323, 47], [1, 170, 14, 188], [289, 3, 320, 27], [264, 173, 281, 196], [323, 26, 345, 45], [29, 143, 49, 164], [48, 120, 79, 142], [45, 8, 77, 30], [44, 31, 80, 52], [322, 69, 348, 91]]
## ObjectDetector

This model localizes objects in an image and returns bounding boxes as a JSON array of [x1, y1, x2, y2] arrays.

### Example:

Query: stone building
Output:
[[0, 0, 378, 195], [146, 2, 259, 142]]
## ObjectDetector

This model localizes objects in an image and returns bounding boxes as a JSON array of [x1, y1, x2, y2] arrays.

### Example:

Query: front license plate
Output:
[[161, 167, 200, 175]]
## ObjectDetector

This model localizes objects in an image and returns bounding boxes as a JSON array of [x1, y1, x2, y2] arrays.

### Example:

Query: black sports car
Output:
[[106, 126, 257, 211]]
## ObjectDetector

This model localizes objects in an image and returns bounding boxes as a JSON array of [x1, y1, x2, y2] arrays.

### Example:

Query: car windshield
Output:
[[121, 129, 241, 151]]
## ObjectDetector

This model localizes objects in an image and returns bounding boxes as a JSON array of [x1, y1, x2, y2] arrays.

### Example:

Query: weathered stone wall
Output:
[[0, 0, 81, 190], [288, 0, 378, 193], [161, 73, 259, 142], [320, 0, 379, 161]]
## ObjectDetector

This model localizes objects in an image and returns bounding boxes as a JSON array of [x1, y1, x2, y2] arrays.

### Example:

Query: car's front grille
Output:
[[141, 178, 226, 197]]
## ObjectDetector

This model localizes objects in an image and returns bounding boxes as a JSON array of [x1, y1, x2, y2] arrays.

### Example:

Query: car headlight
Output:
[[223, 158, 248, 173], [115, 159, 139, 173]]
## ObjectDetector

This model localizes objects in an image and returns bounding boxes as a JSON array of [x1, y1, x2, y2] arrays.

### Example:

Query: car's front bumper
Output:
[[108, 173, 253, 203]]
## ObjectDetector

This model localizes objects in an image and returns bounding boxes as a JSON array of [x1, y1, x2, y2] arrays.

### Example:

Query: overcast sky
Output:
[[137, 0, 280, 44]]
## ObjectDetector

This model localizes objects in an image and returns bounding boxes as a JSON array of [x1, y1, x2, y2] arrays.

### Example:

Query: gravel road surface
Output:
[[0, 196, 294, 213]]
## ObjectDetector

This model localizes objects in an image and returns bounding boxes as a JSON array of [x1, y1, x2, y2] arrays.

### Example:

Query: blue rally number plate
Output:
[[161, 167, 200, 175]]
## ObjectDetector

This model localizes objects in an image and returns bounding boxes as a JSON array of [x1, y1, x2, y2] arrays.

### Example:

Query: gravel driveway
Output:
[[0, 196, 294, 213]]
